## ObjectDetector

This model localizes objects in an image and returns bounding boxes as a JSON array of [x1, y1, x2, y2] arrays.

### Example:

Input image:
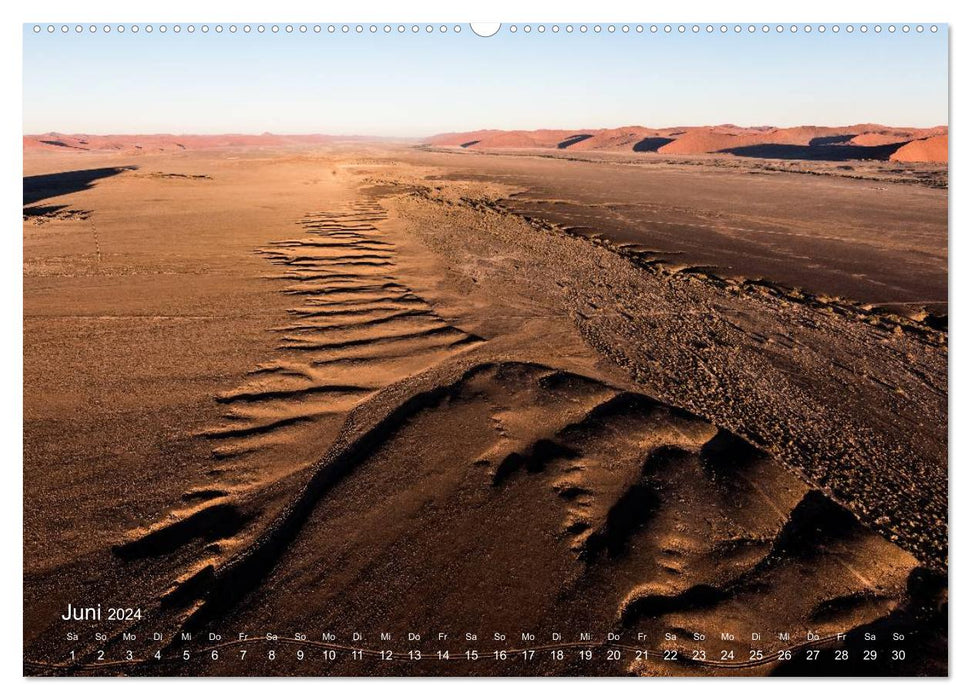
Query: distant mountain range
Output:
[[23, 125, 948, 163], [22, 132, 390, 154], [424, 124, 948, 163]]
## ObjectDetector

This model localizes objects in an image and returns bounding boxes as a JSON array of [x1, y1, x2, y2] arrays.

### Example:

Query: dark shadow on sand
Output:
[[808, 135, 855, 147], [632, 137, 675, 152], [23, 204, 66, 217], [558, 134, 594, 149], [719, 142, 908, 161], [23, 166, 135, 205], [38, 139, 86, 150]]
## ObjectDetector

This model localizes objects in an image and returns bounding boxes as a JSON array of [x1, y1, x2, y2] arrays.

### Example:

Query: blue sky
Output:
[[23, 24, 948, 135]]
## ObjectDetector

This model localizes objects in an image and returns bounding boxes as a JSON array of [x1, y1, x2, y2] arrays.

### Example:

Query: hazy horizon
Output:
[[24, 25, 948, 134], [23, 120, 951, 139]]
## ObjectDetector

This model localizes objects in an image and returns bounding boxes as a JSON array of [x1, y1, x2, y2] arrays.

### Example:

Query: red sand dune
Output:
[[852, 127, 946, 147], [852, 132, 913, 147], [426, 129, 578, 149], [655, 127, 762, 154], [567, 126, 683, 151], [425, 124, 948, 162], [889, 134, 949, 163]]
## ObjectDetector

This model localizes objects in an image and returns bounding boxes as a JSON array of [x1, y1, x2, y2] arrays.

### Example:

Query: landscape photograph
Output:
[[22, 23, 948, 677]]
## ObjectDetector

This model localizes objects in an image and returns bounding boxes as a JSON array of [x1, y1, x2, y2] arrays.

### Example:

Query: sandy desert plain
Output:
[[23, 127, 948, 676]]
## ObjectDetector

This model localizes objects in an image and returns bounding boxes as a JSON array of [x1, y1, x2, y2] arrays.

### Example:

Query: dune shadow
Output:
[[23, 166, 135, 205], [558, 134, 594, 149], [808, 134, 854, 147], [459, 140, 480, 149], [23, 204, 67, 218], [37, 139, 87, 150], [632, 137, 675, 153], [719, 142, 908, 161]]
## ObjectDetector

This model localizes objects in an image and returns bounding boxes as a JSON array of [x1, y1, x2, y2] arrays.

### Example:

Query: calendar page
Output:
[[21, 19, 948, 679]]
